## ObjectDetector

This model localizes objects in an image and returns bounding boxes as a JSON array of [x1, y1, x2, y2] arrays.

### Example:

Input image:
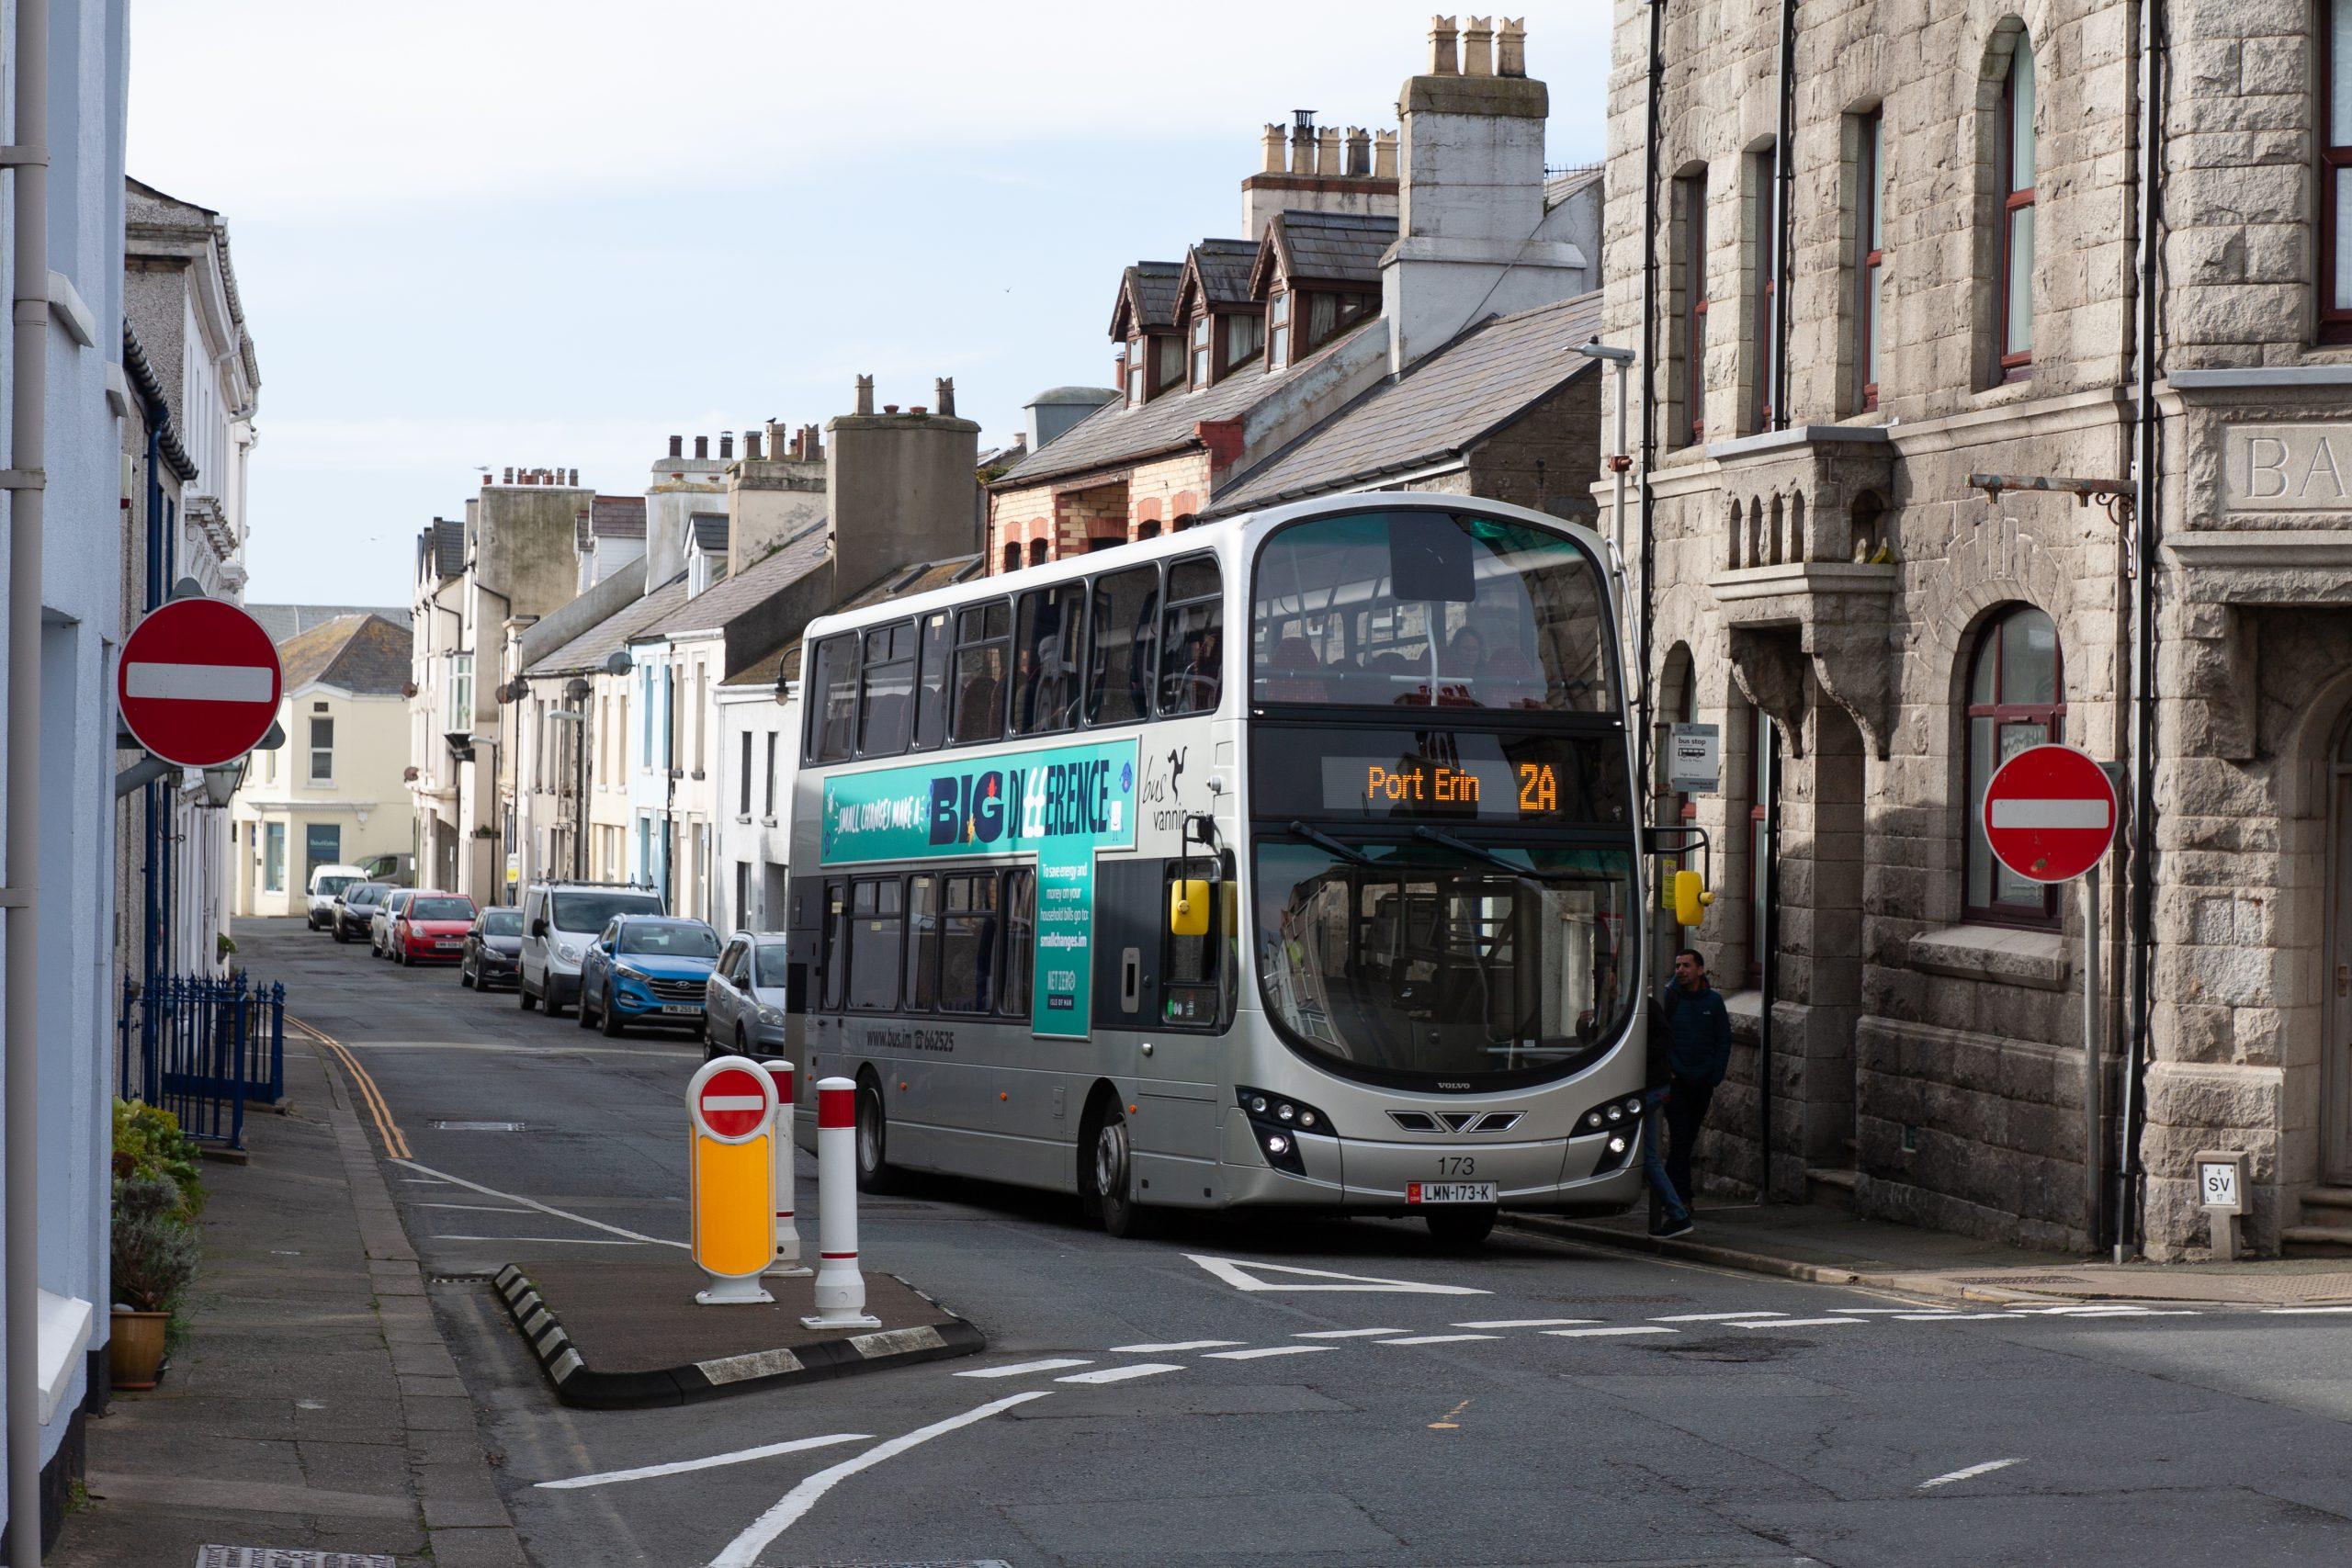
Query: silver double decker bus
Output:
[[783, 494, 1651, 1245]]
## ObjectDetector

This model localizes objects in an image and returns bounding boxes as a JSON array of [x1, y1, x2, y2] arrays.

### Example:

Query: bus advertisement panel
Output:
[[819, 737, 1139, 1038]]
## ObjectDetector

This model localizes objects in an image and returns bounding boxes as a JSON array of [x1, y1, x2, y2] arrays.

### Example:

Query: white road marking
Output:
[[1295, 1328, 1410, 1338], [953, 1358, 1091, 1379], [1653, 1311, 1786, 1322], [401, 1177, 453, 1185], [1376, 1333, 1498, 1346], [1453, 1318, 1598, 1329], [1184, 1254, 1487, 1296], [418, 1202, 535, 1214], [126, 660, 275, 703], [537, 1432, 868, 1491], [708, 1393, 1046, 1567], [392, 1157, 684, 1248], [1056, 1363, 1185, 1385], [1896, 1312, 2030, 1321], [435, 1235, 647, 1247], [1918, 1457, 2024, 1490], [1544, 1325, 1677, 1338], [1108, 1339, 1244, 1353], [2266, 1305, 2352, 1314], [1724, 1316, 1866, 1328], [1202, 1345, 1335, 1360], [1825, 1308, 1950, 1314]]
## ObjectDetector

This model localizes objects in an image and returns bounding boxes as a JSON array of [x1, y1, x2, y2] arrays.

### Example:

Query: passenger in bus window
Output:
[[1437, 626, 1487, 705]]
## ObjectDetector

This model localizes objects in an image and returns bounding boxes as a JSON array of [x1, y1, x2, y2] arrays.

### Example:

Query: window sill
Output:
[[735, 815, 752, 826], [761, 817, 777, 829], [1906, 922, 2070, 992]]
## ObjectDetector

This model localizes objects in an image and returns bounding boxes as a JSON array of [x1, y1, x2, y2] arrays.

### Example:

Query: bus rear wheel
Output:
[[1424, 1206, 1497, 1249], [1091, 1108, 1151, 1238], [854, 1078, 900, 1194]]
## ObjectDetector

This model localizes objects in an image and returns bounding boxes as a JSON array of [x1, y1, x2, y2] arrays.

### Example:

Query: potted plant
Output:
[[109, 1171, 197, 1389]]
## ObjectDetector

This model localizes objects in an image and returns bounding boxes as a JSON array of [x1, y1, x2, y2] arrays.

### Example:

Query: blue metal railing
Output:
[[116, 972, 285, 1149]]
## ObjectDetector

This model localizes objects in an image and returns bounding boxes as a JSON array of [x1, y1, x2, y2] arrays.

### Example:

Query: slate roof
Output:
[[1109, 262, 1183, 337], [431, 518, 465, 579], [276, 614, 411, 698], [592, 494, 646, 540], [1256, 211, 1396, 292], [992, 316, 1379, 489], [1173, 239, 1261, 320], [1544, 164, 1604, 209], [247, 604, 410, 645], [647, 522, 829, 639], [690, 513, 729, 557], [524, 572, 692, 679], [725, 555, 984, 691], [1210, 291, 1603, 516]]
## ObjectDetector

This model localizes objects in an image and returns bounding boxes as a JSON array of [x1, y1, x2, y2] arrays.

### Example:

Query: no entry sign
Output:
[[1982, 742, 2118, 884], [117, 596, 283, 769], [690, 1061, 775, 1143]]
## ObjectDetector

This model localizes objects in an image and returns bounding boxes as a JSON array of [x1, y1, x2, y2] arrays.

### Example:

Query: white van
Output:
[[517, 880, 664, 1015], [306, 864, 368, 931]]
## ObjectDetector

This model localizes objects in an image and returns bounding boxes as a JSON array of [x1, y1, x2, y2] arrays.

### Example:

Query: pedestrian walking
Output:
[[1641, 989, 1692, 1238], [1658, 947, 1732, 1218]]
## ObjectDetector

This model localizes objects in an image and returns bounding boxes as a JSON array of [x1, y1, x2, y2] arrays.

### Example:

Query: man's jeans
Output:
[[1664, 1073, 1719, 1211], [1640, 1086, 1688, 1224]]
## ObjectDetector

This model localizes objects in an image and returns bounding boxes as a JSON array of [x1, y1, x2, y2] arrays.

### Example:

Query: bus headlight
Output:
[[1237, 1086, 1332, 1176], [1578, 1095, 1647, 1135]]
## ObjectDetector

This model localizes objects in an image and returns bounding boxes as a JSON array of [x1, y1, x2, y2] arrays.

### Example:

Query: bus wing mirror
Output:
[[1672, 868, 1713, 928], [1170, 879, 1212, 938]]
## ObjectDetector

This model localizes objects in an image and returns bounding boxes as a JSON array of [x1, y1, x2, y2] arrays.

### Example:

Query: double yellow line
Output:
[[289, 1015, 412, 1159]]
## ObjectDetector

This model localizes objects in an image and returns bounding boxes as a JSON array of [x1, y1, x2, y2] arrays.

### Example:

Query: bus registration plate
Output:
[[1408, 1181, 1496, 1205]]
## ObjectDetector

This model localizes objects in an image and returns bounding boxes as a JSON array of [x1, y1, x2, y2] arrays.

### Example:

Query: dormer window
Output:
[[1127, 338, 1148, 406], [1226, 311, 1263, 368], [1190, 316, 1212, 389], [1267, 291, 1292, 371]]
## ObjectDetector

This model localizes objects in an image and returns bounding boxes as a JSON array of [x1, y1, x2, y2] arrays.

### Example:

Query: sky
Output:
[[128, 2, 1611, 605]]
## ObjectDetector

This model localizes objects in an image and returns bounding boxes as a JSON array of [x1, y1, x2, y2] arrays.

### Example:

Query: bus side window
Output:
[[807, 634, 858, 763], [940, 873, 998, 1013], [1013, 583, 1086, 736], [846, 878, 903, 1011], [819, 879, 847, 1010], [1000, 867, 1035, 1019], [1085, 565, 1159, 728], [856, 620, 918, 757], [951, 603, 1010, 745], [911, 612, 953, 750], [905, 874, 937, 1011], [1158, 556, 1222, 716]]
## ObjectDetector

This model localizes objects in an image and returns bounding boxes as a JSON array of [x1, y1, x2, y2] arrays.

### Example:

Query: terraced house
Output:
[[1601, 0, 2352, 1260]]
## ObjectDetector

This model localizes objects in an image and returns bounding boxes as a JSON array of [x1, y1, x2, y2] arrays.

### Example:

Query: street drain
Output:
[[197, 1549, 397, 1568], [428, 1120, 528, 1131], [1651, 1337, 1799, 1364]]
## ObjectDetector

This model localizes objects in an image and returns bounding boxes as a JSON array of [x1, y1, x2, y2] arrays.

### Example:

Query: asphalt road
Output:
[[248, 917, 2352, 1568]]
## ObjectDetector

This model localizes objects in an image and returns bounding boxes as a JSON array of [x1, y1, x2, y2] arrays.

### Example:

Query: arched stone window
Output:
[[1850, 491, 1886, 561], [1027, 538, 1049, 569], [1788, 492, 1806, 563], [1963, 602, 2064, 926], [1001, 542, 1021, 574]]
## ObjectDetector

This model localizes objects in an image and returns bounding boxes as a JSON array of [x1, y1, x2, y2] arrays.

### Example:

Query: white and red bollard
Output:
[[760, 1058, 808, 1278], [800, 1076, 879, 1329]]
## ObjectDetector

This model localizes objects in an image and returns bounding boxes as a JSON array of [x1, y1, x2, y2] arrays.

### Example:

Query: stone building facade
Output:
[[1600, 0, 2352, 1258]]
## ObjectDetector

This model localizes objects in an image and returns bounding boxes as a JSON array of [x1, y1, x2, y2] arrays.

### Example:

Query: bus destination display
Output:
[[1255, 725, 1628, 826]]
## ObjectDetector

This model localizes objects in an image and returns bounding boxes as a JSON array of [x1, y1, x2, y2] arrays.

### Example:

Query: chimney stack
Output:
[[1317, 125, 1341, 176], [743, 430, 762, 461], [806, 425, 823, 461], [935, 378, 956, 417], [667, 434, 683, 458], [719, 432, 734, 460], [568, 468, 579, 486], [1497, 17, 1526, 76], [1262, 123, 1285, 173], [503, 467, 514, 484], [1346, 127, 1372, 177], [1428, 15, 1459, 74], [855, 375, 875, 416], [1289, 111, 1315, 175], [694, 435, 709, 460], [1462, 17, 1493, 75]]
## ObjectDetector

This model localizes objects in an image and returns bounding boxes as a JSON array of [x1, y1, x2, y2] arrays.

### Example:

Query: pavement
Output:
[[56, 984, 526, 1568], [101, 917, 2352, 1568], [1513, 1203, 2352, 1308]]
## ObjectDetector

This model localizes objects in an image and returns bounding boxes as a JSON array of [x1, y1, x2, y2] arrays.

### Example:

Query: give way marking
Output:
[[1184, 1254, 1489, 1296]]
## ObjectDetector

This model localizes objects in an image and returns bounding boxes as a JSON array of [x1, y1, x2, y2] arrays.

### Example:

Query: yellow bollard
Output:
[[687, 1056, 777, 1305]]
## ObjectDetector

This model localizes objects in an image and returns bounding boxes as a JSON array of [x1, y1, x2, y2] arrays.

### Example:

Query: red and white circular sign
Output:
[[1982, 742, 2118, 884], [117, 597, 284, 769], [689, 1058, 776, 1143]]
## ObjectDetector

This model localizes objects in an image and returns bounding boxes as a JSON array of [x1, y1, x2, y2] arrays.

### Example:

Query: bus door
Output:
[[1093, 855, 1224, 1167]]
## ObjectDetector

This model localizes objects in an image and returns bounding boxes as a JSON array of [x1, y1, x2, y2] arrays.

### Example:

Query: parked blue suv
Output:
[[577, 915, 722, 1038]]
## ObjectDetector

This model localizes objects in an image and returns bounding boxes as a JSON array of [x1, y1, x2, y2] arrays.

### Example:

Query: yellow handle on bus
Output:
[[1170, 878, 1212, 938], [1670, 868, 1713, 928]]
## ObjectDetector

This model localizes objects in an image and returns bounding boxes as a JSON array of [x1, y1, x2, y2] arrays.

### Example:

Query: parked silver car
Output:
[[703, 930, 791, 1061], [369, 887, 416, 957]]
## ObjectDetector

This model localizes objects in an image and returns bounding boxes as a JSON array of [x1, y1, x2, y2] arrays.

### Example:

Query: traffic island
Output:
[[491, 1258, 984, 1409]]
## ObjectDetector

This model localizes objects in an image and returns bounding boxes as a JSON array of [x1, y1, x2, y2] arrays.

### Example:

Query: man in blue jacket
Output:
[[1659, 947, 1732, 1219]]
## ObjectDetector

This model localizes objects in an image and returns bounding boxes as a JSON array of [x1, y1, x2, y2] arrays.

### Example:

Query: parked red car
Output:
[[391, 893, 478, 965]]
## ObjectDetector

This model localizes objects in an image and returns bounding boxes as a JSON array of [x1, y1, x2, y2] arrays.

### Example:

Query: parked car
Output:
[[356, 851, 415, 888], [390, 892, 478, 965], [704, 930, 792, 1060], [370, 888, 417, 957], [517, 880, 665, 1016], [305, 863, 367, 931], [333, 882, 390, 944], [460, 906, 525, 990], [577, 916, 720, 1038]]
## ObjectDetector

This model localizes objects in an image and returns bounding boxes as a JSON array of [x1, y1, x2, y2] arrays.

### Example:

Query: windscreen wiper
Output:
[[1410, 825, 1575, 883], [1287, 820, 1375, 868]]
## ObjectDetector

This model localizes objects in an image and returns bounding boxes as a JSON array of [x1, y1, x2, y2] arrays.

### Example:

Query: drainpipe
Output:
[[1769, 0, 1798, 429], [1637, 0, 1665, 812], [2118, 0, 2165, 1263], [6, 3, 49, 1561]]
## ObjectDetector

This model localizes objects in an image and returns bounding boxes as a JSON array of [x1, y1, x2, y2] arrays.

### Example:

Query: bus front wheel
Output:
[[1092, 1108, 1151, 1238], [1424, 1206, 1497, 1249]]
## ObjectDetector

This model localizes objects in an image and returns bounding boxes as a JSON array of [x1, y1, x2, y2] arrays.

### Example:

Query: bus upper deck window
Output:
[[808, 634, 857, 762], [1158, 556, 1222, 716], [911, 613, 953, 750], [951, 603, 1010, 745], [1013, 584, 1086, 735]]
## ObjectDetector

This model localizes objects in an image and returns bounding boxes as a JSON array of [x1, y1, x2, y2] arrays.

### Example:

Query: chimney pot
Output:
[[1428, 14, 1459, 75], [1346, 127, 1372, 178], [909, 406, 926, 417], [1289, 118, 1315, 175], [503, 467, 514, 484], [1261, 123, 1285, 174], [1316, 125, 1341, 177], [719, 433, 734, 459], [855, 375, 876, 416], [743, 431, 762, 460], [883, 403, 899, 415], [1462, 16, 1494, 76], [935, 377, 956, 416], [1497, 17, 1527, 77], [667, 434, 683, 458], [1374, 130, 1399, 180]]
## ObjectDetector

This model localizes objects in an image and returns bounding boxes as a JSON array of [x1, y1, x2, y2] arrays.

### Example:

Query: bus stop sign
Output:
[[1982, 742, 2117, 885]]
